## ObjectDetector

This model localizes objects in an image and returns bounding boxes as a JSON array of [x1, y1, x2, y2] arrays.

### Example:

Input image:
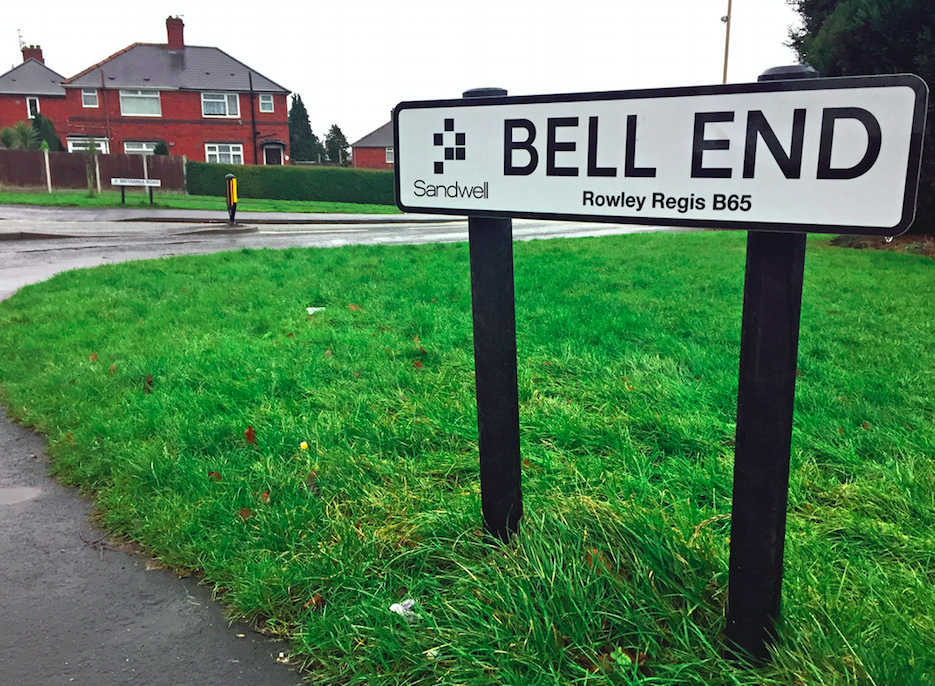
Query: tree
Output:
[[288, 94, 325, 162], [788, 0, 935, 232], [31, 113, 63, 151], [0, 121, 41, 149], [325, 124, 350, 166]]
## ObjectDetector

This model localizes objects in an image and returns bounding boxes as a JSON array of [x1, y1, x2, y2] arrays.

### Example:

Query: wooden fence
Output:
[[0, 149, 186, 192]]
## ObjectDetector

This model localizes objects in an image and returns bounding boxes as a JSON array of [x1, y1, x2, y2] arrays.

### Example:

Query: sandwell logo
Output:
[[433, 118, 465, 174]]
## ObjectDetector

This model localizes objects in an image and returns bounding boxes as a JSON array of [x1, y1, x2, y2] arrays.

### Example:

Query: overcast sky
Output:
[[4, 1, 802, 144]]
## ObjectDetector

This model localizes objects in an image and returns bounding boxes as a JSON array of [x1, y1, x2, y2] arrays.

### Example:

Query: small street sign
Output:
[[110, 178, 162, 187], [395, 75, 927, 236]]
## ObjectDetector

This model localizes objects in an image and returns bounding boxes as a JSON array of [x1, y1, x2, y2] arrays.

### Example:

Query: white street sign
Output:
[[111, 178, 162, 187], [394, 75, 927, 236]]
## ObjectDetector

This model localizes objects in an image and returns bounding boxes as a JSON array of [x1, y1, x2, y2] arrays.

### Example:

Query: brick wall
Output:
[[0, 95, 70, 134], [353, 146, 393, 170], [60, 89, 289, 164]]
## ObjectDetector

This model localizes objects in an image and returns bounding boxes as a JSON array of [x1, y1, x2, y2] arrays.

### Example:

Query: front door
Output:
[[264, 146, 283, 165]]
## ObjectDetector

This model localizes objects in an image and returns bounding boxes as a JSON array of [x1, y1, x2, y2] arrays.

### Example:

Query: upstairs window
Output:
[[385, 147, 394, 164], [119, 89, 161, 116], [258, 94, 273, 113], [81, 89, 99, 108], [202, 93, 240, 117], [27, 97, 40, 118]]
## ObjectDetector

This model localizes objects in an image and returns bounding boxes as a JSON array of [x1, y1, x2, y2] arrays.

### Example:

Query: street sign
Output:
[[110, 178, 162, 187], [395, 75, 928, 236]]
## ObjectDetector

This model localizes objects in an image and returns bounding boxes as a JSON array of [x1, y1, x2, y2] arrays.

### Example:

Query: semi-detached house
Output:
[[0, 46, 69, 131], [57, 17, 290, 164]]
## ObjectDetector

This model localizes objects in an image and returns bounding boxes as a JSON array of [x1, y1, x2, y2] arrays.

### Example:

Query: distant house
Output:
[[0, 46, 68, 133], [59, 17, 290, 164], [351, 121, 394, 170]]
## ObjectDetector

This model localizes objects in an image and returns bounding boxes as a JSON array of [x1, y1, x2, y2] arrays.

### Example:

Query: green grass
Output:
[[0, 231, 932, 684], [0, 190, 401, 214]]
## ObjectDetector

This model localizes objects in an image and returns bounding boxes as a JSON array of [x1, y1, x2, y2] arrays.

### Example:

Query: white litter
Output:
[[306, 307, 326, 315], [389, 599, 417, 620]]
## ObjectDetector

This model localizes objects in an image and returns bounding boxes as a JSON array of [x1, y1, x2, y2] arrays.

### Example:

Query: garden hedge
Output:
[[186, 162, 395, 205]]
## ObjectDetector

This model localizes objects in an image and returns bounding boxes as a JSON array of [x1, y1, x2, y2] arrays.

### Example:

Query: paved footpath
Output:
[[0, 412, 303, 685]]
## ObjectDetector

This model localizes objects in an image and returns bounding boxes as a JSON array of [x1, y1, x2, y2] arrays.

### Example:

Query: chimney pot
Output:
[[22, 45, 44, 64], [166, 16, 185, 50]]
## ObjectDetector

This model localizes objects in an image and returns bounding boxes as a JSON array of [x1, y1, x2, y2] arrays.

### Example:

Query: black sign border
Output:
[[393, 74, 928, 237]]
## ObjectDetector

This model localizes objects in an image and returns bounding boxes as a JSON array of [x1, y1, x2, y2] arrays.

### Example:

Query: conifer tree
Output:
[[789, 0, 935, 232], [288, 94, 325, 162]]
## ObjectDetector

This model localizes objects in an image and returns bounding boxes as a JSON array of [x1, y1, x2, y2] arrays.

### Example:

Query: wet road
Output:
[[0, 213, 685, 300], [0, 210, 685, 685]]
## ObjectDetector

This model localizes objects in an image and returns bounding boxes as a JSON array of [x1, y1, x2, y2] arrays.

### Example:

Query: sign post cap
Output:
[[758, 64, 820, 81], [463, 87, 508, 99], [225, 173, 236, 180]]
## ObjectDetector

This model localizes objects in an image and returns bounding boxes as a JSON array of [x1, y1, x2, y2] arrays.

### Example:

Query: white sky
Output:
[[3, 1, 802, 145]]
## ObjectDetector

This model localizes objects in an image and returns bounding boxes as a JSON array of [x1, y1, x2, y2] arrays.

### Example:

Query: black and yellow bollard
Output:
[[225, 173, 238, 226]]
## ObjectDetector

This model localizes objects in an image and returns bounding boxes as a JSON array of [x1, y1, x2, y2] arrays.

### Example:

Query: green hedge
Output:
[[186, 162, 395, 205]]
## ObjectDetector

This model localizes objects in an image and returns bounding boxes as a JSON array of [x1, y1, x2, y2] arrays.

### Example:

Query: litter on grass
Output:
[[306, 307, 326, 315], [389, 599, 417, 621]]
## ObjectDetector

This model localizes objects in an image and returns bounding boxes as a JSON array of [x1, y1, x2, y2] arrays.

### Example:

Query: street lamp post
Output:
[[722, 0, 733, 84]]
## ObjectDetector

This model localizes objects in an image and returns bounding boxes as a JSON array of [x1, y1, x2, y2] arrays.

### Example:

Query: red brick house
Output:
[[0, 46, 69, 135], [58, 17, 290, 164], [351, 121, 394, 170]]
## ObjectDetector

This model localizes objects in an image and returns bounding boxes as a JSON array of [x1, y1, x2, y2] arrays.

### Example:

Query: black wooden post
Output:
[[725, 64, 818, 662], [464, 87, 523, 543]]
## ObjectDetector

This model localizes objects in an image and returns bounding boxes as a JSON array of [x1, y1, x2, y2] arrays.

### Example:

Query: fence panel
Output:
[[0, 150, 186, 192], [49, 151, 91, 189], [147, 155, 185, 190], [0, 149, 45, 188]]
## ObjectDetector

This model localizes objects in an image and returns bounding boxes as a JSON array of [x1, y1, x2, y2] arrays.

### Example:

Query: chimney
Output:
[[166, 17, 184, 50], [22, 45, 44, 63]]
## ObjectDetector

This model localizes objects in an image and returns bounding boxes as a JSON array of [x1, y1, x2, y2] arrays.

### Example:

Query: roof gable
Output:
[[63, 44, 289, 94], [0, 59, 66, 96], [351, 121, 394, 148]]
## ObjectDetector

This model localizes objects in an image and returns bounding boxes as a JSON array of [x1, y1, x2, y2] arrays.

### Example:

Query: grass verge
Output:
[[0, 190, 401, 214], [0, 231, 933, 684]]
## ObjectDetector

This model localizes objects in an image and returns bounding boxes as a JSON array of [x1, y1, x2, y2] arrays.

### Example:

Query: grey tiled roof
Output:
[[0, 59, 66, 96], [63, 44, 288, 94], [351, 121, 393, 148]]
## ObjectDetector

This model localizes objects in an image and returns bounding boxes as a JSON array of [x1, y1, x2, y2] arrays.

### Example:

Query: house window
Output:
[[119, 89, 161, 116], [258, 94, 273, 113], [205, 143, 243, 164], [66, 136, 110, 153], [124, 141, 158, 155], [81, 89, 99, 108], [202, 93, 240, 117], [385, 147, 394, 164], [27, 97, 40, 119]]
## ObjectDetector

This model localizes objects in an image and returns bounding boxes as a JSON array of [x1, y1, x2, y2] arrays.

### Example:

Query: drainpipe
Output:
[[100, 70, 112, 151], [249, 72, 258, 165]]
